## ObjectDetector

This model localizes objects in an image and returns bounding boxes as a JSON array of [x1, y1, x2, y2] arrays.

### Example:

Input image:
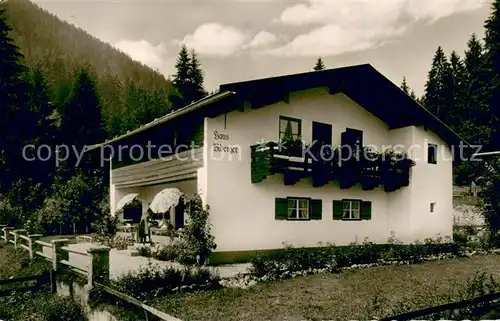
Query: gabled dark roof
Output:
[[89, 63, 467, 149], [219, 63, 467, 146]]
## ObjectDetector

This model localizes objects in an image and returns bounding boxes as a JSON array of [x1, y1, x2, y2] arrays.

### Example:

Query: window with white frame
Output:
[[342, 200, 361, 220], [287, 198, 309, 219]]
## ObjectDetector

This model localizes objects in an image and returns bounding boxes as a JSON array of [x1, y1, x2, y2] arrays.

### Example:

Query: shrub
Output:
[[177, 194, 216, 265], [110, 263, 219, 299], [154, 244, 179, 261], [0, 292, 87, 321], [453, 229, 469, 248], [248, 236, 461, 278], [96, 234, 134, 250]]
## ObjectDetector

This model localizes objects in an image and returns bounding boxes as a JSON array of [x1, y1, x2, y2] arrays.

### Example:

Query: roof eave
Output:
[[85, 90, 235, 151]]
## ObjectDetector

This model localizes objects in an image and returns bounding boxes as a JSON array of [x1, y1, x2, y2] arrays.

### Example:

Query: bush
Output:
[[180, 194, 216, 265], [0, 291, 87, 321], [453, 229, 469, 248], [248, 236, 461, 279], [96, 234, 134, 250], [110, 263, 219, 299], [144, 194, 217, 266]]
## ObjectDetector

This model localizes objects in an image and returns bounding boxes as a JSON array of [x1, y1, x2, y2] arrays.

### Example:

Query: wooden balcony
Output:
[[250, 142, 413, 191]]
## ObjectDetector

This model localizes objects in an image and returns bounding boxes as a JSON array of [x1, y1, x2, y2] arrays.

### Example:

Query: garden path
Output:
[[66, 243, 250, 279]]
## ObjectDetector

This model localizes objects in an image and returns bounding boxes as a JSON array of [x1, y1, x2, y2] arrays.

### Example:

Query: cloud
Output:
[[181, 23, 247, 56], [113, 39, 168, 71], [247, 31, 278, 48], [271, 0, 488, 56]]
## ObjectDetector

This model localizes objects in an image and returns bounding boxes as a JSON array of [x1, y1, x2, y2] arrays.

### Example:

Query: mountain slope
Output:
[[2, 0, 172, 136]]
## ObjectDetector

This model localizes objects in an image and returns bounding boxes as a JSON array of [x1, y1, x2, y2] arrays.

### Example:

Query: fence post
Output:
[[51, 239, 70, 271], [2, 227, 13, 244], [87, 245, 111, 288], [27, 234, 43, 260], [13, 229, 26, 249]]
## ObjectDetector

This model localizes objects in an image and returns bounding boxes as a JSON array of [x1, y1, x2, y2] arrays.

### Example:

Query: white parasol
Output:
[[149, 188, 183, 214], [115, 193, 140, 212]]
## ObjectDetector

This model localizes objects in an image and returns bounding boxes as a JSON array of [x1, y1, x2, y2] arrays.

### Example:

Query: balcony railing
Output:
[[250, 141, 415, 191]]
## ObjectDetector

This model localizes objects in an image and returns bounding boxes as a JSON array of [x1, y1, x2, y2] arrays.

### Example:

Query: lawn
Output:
[[0, 241, 51, 279], [152, 254, 500, 321], [0, 242, 87, 321]]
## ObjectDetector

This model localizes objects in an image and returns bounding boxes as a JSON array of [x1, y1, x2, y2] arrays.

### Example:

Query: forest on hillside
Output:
[[2, 0, 176, 137], [0, 0, 207, 234]]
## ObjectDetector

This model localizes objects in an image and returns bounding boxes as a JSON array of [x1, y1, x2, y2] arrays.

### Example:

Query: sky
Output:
[[34, 0, 492, 96]]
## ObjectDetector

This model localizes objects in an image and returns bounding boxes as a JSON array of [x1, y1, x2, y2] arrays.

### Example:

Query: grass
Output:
[[0, 242, 87, 321], [0, 241, 51, 279], [151, 254, 500, 321]]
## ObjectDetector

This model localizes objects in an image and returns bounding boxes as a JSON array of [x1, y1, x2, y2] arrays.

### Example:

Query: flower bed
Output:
[[219, 248, 500, 289], [110, 263, 220, 299]]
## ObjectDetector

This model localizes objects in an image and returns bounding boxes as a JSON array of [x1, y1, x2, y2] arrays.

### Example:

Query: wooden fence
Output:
[[1, 227, 109, 288], [0, 271, 54, 297], [0, 226, 181, 321], [378, 291, 500, 320]]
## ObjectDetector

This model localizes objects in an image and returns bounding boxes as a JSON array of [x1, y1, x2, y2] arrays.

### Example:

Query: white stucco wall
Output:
[[408, 126, 453, 241], [201, 87, 454, 252]]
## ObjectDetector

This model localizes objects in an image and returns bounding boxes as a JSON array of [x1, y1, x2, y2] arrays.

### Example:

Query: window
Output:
[[279, 116, 301, 141], [430, 202, 436, 213], [275, 198, 322, 220], [428, 143, 437, 164], [333, 199, 371, 220], [342, 200, 361, 220], [288, 198, 309, 219]]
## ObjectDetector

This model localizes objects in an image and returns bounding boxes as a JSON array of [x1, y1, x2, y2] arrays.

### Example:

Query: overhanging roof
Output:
[[219, 64, 468, 147], [86, 90, 235, 151], [88, 63, 468, 150]]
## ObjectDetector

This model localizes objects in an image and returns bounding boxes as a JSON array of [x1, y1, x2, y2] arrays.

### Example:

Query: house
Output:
[[87, 64, 465, 260]]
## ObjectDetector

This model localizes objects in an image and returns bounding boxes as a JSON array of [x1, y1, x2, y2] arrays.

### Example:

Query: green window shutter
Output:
[[361, 201, 372, 220], [275, 198, 289, 220], [310, 199, 322, 220], [333, 200, 343, 220]]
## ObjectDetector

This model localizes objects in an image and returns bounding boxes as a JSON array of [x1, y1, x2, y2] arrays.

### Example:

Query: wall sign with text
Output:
[[212, 130, 239, 154]]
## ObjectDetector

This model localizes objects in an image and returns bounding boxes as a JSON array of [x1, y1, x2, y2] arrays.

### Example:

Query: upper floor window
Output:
[[428, 143, 437, 164], [279, 116, 301, 141]]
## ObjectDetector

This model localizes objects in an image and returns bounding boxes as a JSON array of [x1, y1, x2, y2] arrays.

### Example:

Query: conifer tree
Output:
[[448, 51, 466, 132], [0, 7, 28, 192], [484, 0, 500, 151], [314, 57, 325, 71], [424, 46, 452, 124], [189, 50, 207, 102], [400, 77, 410, 95], [59, 67, 106, 174], [22, 67, 56, 188], [170, 45, 192, 110], [463, 33, 490, 145], [409, 90, 417, 100]]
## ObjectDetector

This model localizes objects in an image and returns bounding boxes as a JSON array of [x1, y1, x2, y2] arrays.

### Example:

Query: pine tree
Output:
[[189, 50, 207, 102], [448, 50, 466, 132], [170, 45, 192, 110], [409, 90, 417, 100], [59, 67, 106, 172], [314, 57, 325, 71], [463, 33, 490, 145], [424, 46, 452, 124], [400, 77, 410, 95], [484, 0, 500, 151], [0, 7, 28, 192], [22, 67, 56, 189]]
